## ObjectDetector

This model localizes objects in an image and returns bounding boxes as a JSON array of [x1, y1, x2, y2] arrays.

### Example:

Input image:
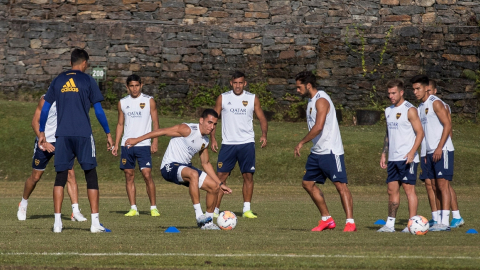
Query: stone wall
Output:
[[1, 0, 479, 115]]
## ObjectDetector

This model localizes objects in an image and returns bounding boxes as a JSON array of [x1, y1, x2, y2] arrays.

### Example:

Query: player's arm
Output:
[[432, 100, 452, 162], [405, 107, 424, 164], [199, 148, 232, 194], [254, 95, 268, 148], [150, 98, 159, 154], [125, 123, 191, 148], [380, 126, 388, 169], [209, 95, 222, 153], [294, 98, 328, 157], [112, 101, 124, 156], [32, 97, 55, 152], [93, 102, 113, 151], [38, 100, 53, 148], [446, 104, 453, 138]]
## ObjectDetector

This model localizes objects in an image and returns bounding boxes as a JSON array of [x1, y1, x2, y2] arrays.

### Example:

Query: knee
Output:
[[302, 181, 314, 192]]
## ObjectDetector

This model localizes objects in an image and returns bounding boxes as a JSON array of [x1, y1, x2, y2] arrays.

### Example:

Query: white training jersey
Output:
[[418, 95, 454, 154], [120, 94, 153, 147], [160, 123, 209, 168], [385, 100, 419, 162], [307, 90, 344, 155], [220, 90, 255, 145], [419, 102, 451, 157], [41, 95, 57, 143]]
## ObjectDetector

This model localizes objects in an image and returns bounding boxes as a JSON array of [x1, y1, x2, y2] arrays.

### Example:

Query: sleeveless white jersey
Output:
[[418, 95, 454, 154], [160, 123, 209, 168], [220, 90, 255, 145], [41, 95, 57, 143], [419, 102, 451, 157], [120, 94, 153, 147], [307, 91, 344, 155], [385, 101, 419, 162]]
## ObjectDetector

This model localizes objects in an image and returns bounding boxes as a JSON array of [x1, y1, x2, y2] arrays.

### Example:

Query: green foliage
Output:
[[283, 93, 308, 120], [462, 69, 480, 96], [187, 85, 228, 108], [103, 79, 118, 106], [248, 82, 275, 111]]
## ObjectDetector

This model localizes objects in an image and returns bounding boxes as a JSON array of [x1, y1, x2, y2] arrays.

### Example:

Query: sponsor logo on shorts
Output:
[[165, 164, 172, 172], [333, 175, 337, 179], [425, 108, 429, 115], [396, 113, 401, 119], [218, 162, 223, 168], [403, 176, 408, 180], [438, 171, 443, 176], [250, 166, 255, 170], [140, 103, 145, 109], [122, 158, 126, 165], [242, 101, 248, 107], [146, 162, 150, 166], [35, 159, 40, 166], [61, 78, 79, 93]]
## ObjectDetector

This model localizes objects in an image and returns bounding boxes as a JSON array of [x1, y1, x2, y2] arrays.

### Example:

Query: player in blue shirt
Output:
[[38, 49, 113, 233]]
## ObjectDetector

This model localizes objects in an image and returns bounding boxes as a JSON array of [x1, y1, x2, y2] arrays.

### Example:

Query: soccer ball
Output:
[[407, 215, 429, 235], [217, 211, 237, 230]]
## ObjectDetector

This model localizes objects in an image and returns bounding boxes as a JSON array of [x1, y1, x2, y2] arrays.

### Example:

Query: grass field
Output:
[[1, 100, 480, 269]]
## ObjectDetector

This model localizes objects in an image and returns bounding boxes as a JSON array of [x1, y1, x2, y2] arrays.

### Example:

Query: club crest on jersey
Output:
[[309, 108, 312, 115], [425, 108, 429, 115], [396, 113, 401, 119], [218, 162, 223, 168], [140, 103, 145, 109], [122, 159, 126, 165], [242, 101, 248, 107], [35, 159, 40, 166], [201, 143, 205, 150]]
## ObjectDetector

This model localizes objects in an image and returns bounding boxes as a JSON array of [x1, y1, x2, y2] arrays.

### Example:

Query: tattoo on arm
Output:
[[388, 201, 399, 218]]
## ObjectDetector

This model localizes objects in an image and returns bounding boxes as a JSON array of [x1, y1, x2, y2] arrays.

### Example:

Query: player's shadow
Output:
[[158, 225, 199, 229], [109, 210, 154, 216], [28, 215, 53, 220]]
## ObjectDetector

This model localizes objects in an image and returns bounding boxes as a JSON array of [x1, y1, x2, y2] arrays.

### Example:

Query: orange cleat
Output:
[[311, 217, 336, 231], [343, 222, 357, 232]]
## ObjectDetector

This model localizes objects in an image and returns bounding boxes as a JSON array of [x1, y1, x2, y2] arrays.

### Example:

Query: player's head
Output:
[[295, 71, 317, 98], [126, 74, 143, 98], [386, 79, 405, 106], [71, 49, 89, 72], [427, 79, 437, 95], [410, 74, 429, 102], [199, 109, 219, 135], [230, 71, 247, 95]]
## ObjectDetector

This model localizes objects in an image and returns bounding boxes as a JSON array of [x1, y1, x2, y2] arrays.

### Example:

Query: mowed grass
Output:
[[1, 99, 480, 269]]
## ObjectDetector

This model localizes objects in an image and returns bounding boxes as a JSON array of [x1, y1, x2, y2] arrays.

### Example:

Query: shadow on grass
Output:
[[28, 215, 53, 220]]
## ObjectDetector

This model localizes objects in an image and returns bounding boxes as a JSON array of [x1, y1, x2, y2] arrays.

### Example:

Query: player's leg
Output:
[[238, 143, 256, 218], [136, 146, 158, 216], [53, 170, 68, 232], [435, 178, 451, 225], [198, 174, 223, 230], [66, 168, 87, 222], [424, 178, 438, 225], [333, 182, 354, 220], [431, 150, 454, 230], [124, 169, 138, 216], [214, 172, 229, 214], [214, 144, 237, 215], [241, 172, 255, 217], [402, 183, 418, 218], [449, 183, 464, 228], [379, 181, 400, 232]]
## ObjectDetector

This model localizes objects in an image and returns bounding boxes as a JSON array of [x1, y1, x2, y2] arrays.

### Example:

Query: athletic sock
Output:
[[437, 210, 441, 221], [432, 211, 439, 222], [193, 203, 203, 218], [72, 203, 79, 213], [20, 198, 28, 207], [214, 207, 220, 215], [243, 202, 251, 213], [91, 213, 100, 227], [321, 216, 332, 221], [386, 217, 395, 228], [150, 205, 157, 210], [346, 219, 354, 224], [206, 212, 214, 219], [131, 205, 138, 211], [54, 213, 62, 227], [452, 210, 461, 219], [441, 210, 450, 226]]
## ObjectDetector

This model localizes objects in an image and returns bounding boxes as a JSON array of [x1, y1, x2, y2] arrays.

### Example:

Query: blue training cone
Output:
[[165, 226, 180, 233], [466, 229, 478, 234], [374, 219, 386, 225]]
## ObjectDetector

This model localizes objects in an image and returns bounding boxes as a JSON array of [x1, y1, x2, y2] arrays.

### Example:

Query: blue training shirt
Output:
[[44, 70, 104, 138]]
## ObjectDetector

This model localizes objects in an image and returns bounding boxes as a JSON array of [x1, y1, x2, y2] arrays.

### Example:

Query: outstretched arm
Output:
[[254, 95, 268, 148], [294, 98, 329, 157], [125, 123, 191, 148]]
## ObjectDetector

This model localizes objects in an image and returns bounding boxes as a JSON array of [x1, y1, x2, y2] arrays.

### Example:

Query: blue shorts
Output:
[[217, 143, 256, 174], [426, 151, 454, 181], [160, 163, 207, 188], [54, 136, 97, 172], [303, 152, 348, 184], [32, 138, 55, 170], [386, 161, 418, 185], [120, 146, 152, 170], [419, 156, 428, 181]]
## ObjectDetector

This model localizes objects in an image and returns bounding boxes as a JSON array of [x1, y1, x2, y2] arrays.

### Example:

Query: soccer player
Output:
[[112, 75, 160, 217], [125, 109, 232, 230], [38, 49, 114, 233], [293, 71, 356, 232], [413, 75, 454, 231], [210, 71, 268, 219], [378, 79, 424, 233], [17, 95, 86, 222]]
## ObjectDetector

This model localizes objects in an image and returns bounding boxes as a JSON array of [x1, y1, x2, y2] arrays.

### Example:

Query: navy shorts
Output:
[[419, 156, 428, 181], [426, 151, 454, 181], [32, 138, 55, 170], [54, 136, 97, 172], [303, 152, 348, 184], [161, 163, 207, 188], [386, 161, 418, 185], [217, 143, 256, 174], [120, 146, 152, 170]]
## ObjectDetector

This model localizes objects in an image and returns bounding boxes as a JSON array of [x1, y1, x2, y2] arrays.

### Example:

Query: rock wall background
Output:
[[1, 0, 479, 115]]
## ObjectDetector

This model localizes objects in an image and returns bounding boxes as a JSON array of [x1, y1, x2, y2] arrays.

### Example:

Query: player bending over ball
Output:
[[125, 109, 232, 230]]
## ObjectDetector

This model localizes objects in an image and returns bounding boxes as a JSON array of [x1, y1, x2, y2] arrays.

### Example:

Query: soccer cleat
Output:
[[124, 209, 139, 217], [377, 225, 395, 232], [450, 218, 465, 228], [213, 212, 219, 218], [196, 214, 213, 228], [150, 208, 160, 217], [71, 212, 87, 222], [53, 225, 63, 233], [90, 223, 111, 233], [429, 224, 451, 232], [17, 203, 27, 221], [343, 222, 357, 232], [311, 217, 336, 231], [428, 219, 437, 227], [401, 227, 409, 233], [242, 210, 257, 219], [201, 222, 221, 230]]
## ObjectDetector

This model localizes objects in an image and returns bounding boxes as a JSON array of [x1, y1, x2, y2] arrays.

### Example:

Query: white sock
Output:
[[214, 207, 220, 215], [386, 217, 395, 228], [321, 216, 331, 221], [20, 198, 28, 207], [346, 219, 354, 224], [452, 210, 461, 219], [193, 203, 203, 218], [72, 203, 79, 213], [131, 205, 138, 211], [243, 202, 251, 213], [441, 210, 450, 226], [150, 205, 157, 210], [54, 213, 62, 227], [432, 211, 439, 222], [91, 213, 100, 227], [206, 212, 214, 219], [437, 210, 441, 220]]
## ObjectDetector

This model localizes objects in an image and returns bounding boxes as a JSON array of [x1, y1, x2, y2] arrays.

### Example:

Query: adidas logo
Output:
[[146, 162, 150, 166], [191, 140, 194, 143], [61, 78, 79, 93], [403, 176, 408, 180], [126, 106, 130, 109], [228, 102, 231, 105], [332, 175, 337, 179], [438, 171, 443, 176], [250, 166, 255, 170]]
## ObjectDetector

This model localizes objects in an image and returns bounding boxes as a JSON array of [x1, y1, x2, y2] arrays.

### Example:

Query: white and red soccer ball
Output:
[[217, 211, 237, 230], [407, 215, 430, 235]]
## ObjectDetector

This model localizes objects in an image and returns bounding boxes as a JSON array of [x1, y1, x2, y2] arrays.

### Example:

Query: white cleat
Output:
[[90, 223, 112, 233], [53, 225, 63, 233], [401, 227, 410, 233], [201, 222, 221, 230], [377, 225, 395, 232], [17, 203, 27, 221], [71, 212, 87, 222]]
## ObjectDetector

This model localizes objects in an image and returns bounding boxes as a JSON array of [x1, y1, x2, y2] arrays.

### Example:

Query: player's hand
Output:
[[380, 153, 387, 169], [106, 133, 114, 151], [43, 142, 55, 153], [112, 145, 118, 156], [433, 147, 442, 162], [220, 183, 232, 194], [294, 142, 303, 157], [38, 133, 46, 151], [125, 138, 138, 149], [403, 151, 415, 164], [151, 142, 158, 154], [210, 140, 218, 153], [260, 135, 267, 148]]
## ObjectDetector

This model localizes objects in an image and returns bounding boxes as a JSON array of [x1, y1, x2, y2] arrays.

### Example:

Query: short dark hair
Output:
[[295, 71, 317, 88], [231, 71, 245, 80], [71, 49, 89, 66], [126, 74, 142, 85], [201, 108, 219, 119], [386, 79, 404, 91], [410, 75, 429, 86], [429, 79, 437, 89]]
